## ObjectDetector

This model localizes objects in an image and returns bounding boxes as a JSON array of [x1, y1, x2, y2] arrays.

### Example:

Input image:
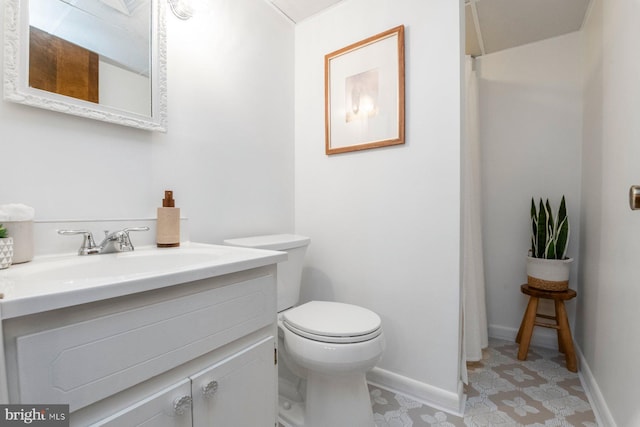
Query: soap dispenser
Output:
[[157, 190, 180, 247]]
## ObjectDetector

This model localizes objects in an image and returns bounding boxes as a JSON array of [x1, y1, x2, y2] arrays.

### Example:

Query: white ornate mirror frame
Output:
[[3, 0, 168, 132]]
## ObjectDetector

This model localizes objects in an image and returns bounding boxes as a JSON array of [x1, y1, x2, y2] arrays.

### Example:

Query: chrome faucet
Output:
[[58, 227, 150, 255]]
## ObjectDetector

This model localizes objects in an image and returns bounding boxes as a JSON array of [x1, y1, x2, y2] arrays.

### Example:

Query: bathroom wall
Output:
[[579, 0, 640, 424], [476, 33, 583, 347], [0, 0, 294, 245], [294, 0, 464, 411]]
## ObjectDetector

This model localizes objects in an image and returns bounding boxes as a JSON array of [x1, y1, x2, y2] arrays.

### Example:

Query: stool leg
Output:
[[554, 300, 577, 372], [555, 307, 565, 354], [516, 303, 528, 344], [517, 296, 539, 361]]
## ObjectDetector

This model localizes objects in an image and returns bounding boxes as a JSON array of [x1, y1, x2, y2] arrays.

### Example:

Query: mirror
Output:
[[3, 0, 167, 131]]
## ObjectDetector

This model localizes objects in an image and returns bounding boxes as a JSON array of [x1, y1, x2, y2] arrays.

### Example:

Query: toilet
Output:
[[224, 234, 385, 427]]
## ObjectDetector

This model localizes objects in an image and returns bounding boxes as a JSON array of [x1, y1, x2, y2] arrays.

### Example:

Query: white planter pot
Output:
[[2, 220, 33, 263], [0, 237, 14, 269], [526, 256, 573, 291]]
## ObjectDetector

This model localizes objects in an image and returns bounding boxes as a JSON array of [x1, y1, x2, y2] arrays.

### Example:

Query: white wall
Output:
[[476, 33, 583, 347], [0, 0, 294, 245], [294, 0, 464, 411], [579, 0, 640, 425]]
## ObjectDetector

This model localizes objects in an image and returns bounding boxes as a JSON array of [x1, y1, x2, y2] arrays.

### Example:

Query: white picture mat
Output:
[[328, 34, 400, 149]]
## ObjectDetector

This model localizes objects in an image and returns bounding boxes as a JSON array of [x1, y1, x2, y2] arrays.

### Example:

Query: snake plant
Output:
[[0, 224, 6, 239], [530, 196, 569, 259]]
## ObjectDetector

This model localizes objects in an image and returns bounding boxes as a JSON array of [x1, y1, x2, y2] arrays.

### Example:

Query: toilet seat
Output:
[[282, 301, 382, 344]]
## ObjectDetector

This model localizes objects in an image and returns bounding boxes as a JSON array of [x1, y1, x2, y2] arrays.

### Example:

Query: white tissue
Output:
[[0, 204, 35, 222]]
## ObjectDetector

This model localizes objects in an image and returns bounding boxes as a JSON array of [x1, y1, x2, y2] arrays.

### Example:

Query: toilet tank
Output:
[[223, 234, 310, 312]]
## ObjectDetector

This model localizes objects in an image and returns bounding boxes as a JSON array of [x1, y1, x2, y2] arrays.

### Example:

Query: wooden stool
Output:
[[516, 284, 577, 372]]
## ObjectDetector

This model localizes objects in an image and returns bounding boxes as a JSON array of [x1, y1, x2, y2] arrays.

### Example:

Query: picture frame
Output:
[[325, 25, 405, 155]]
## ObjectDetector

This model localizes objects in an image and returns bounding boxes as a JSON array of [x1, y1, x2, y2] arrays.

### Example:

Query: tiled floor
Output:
[[370, 338, 597, 426]]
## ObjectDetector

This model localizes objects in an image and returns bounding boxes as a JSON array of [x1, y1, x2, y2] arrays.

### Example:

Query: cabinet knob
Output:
[[173, 395, 192, 415], [202, 380, 219, 399]]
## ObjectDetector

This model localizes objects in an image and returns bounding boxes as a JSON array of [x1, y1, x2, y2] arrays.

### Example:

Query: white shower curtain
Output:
[[462, 56, 488, 373]]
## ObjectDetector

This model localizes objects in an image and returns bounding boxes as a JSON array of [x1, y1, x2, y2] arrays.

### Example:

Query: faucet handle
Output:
[[122, 227, 150, 233], [118, 226, 150, 251], [58, 229, 98, 255]]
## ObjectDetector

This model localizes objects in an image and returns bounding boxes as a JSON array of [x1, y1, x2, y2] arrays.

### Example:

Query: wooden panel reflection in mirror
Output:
[[29, 26, 98, 104]]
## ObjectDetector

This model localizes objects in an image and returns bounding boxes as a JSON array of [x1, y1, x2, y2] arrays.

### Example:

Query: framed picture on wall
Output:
[[324, 25, 405, 155]]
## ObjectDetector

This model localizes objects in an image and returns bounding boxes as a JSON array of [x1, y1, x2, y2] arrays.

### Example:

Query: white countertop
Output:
[[0, 242, 286, 319]]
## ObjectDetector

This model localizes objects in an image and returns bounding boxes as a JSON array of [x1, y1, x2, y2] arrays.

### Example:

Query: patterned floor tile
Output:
[[369, 338, 597, 427]]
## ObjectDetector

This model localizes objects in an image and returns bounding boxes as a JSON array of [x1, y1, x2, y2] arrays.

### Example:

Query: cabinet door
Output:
[[191, 337, 276, 427], [88, 379, 192, 427]]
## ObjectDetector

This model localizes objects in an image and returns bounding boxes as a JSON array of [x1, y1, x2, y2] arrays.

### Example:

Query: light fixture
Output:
[[167, 0, 193, 20]]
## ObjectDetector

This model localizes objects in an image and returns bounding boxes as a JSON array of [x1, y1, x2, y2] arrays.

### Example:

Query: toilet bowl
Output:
[[281, 301, 384, 427], [223, 235, 385, 427]]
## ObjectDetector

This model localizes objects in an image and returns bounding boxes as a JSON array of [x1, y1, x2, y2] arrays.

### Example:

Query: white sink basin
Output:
[[0, 242, 286, 319]]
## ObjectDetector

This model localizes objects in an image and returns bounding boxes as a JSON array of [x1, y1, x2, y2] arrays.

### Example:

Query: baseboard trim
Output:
[[367, 367, 465, 417], [575, 345, 617, 427]]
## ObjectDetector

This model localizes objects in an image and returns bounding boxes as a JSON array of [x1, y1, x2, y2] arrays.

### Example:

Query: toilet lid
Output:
[[283, 301, 382, 344]]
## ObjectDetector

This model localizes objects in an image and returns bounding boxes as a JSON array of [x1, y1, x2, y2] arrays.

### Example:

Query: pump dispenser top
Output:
[[162, 190, 175, 208], [157, 190, 180, 247]]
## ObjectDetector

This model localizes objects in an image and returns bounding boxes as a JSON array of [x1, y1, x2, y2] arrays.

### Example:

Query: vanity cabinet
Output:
[[0, 264, 278, 427]]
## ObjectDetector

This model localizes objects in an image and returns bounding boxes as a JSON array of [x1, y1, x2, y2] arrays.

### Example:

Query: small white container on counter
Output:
[[0, 204, 35, 264], [4, 220, 34, 263]]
